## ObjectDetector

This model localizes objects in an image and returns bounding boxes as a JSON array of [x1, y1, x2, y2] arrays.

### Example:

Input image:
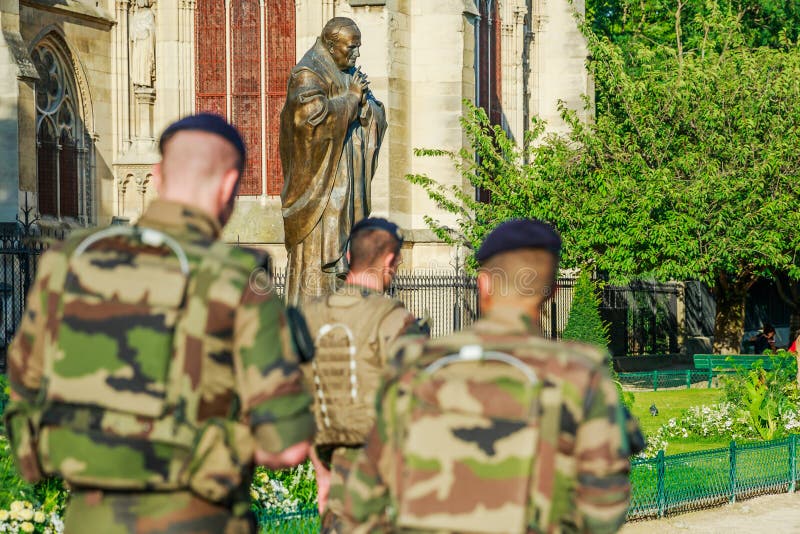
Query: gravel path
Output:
[[620, 493, 800, 533]]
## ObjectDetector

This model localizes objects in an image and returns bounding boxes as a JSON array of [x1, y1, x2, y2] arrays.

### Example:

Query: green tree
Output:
[[588, 0, 800, 49], [407, 8, 800, 353], [561, 272, 635, 407], [562, 272, 610, 348]]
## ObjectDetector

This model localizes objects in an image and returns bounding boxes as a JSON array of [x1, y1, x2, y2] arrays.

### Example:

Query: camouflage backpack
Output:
[[303, 291, 403, 447], [392, 344, 542, 533], [7, 226, 256, 502]]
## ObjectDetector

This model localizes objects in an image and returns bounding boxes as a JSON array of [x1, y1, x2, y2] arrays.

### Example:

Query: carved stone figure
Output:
[[280, 17, 387, 305], [130, 0, 156, 88]]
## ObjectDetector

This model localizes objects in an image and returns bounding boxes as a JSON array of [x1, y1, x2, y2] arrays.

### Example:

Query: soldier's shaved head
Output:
[[160, 130, 241, 186], [153, 130, 242, 226], [349, 228, 401, 272], [478, 248, 558, 311]]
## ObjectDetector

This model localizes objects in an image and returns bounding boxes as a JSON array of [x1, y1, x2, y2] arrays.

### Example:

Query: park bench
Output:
[[692, 354, 792, 372]]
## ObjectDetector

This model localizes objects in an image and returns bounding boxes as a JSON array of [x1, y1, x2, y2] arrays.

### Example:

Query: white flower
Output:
[[50, 513, 65, 534], [33, 511, 45, 524]]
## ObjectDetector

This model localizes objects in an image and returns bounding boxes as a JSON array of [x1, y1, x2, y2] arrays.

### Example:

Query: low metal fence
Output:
[[618, 369, 715, 390], [628, 435, 800, 520], [254, 436, 800, 528]]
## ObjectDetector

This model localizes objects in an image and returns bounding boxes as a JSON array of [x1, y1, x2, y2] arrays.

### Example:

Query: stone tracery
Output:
[[32, 42, 93, 224]]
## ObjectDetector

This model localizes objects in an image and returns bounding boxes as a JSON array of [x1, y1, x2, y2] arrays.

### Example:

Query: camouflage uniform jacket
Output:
[[342, 306, 634, 534], [302, 283, 423, 449], [5, 199, 314, 532], [302, 284, 424, 531]]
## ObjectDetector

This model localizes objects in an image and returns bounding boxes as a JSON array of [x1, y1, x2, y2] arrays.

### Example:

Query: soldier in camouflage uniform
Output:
[[4, 114, 315, 534], [341, 219, 638, 533], [302, 218, 427, 529]]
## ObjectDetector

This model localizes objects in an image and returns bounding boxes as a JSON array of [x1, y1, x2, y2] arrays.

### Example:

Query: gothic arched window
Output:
[[195, 1, 295, 196], [32, 42, 92, 224]]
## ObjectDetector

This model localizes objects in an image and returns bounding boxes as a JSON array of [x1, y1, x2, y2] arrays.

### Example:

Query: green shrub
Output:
[[561, 272, 609, 348], [0, 431, 68, 532], [721, 351, 800, 440], [561, 273, 632, 408], [0, 373, 9, 417]]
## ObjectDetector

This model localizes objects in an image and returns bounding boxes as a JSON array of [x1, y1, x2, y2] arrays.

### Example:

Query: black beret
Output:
[[351, 217, 404, 245], [159, 113, 247, 167], [475, 219, 561, 264]]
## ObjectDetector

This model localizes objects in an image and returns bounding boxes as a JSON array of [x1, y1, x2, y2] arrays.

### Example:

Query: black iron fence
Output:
[[0, 231, 680, 361], [0, 227, 67, 368], [268, 272, 679, 353], [267, 269, 478, 339], [602, 280, 681, 356], [388, 272, 479, 338]]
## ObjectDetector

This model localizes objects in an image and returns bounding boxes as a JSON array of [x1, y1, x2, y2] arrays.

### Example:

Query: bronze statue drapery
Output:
[[280, 18, 387, 305]]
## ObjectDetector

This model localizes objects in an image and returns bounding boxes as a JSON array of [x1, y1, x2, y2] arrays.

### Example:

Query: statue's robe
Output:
[[280, 38, 387, 305]]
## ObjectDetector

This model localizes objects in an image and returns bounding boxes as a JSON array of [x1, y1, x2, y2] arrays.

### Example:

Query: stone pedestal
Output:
[[133, 86, 156, 152]]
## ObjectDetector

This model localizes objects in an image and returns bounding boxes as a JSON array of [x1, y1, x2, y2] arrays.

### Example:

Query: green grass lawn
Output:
[[626, 389, 798, 518], [630, 388, 729, 454]]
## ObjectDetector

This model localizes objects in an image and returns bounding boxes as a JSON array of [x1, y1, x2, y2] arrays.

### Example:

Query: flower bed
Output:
[[0, 425, 317, 531]]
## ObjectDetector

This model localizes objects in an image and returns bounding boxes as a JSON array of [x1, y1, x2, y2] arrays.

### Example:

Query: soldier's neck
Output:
[[345, 271, 385, 293]]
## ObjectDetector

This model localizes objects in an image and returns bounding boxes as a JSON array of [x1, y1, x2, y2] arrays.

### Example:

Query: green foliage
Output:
[[0, 433, 68, 527], [631, 389, 725, 434], [562, 273, 610, 348], [588, 0, 800, 51], [0, 373, 8, 409], [407, 6, 800, 350], [559, 273, 635, 407], [721, 351, 800, 440], [250, 463, 317, 514]]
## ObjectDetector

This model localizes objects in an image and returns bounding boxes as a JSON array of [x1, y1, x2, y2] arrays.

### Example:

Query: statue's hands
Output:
[[349, 67, 370, 103]]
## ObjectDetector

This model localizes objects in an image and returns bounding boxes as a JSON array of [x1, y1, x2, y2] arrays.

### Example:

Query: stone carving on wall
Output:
[[130, 0, 156, 88], [116, 166, 155, 221], [128, 0, 157, 148]]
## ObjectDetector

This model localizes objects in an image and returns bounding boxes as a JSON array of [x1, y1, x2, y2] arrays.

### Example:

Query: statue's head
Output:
[[136, 0, 151, 7], [321, 17, 361, 71]]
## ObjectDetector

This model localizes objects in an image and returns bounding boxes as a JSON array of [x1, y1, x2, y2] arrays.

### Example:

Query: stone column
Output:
[[179, 0, 195, 115], [527, 0, 589, 134], [114, 0, 132, 154], [0, 1, 37, 226], [500, 0, 527, 140]]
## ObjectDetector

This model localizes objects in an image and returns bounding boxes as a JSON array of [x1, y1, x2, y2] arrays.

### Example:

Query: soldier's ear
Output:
[[152, 162, 165, 195], [218, 168, 240, 206], [383, 252, 397, 270], [477, 270, 494, 313]]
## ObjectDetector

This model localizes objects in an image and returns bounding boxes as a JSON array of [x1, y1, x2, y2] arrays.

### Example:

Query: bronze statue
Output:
[[280, 17, 387, 305]]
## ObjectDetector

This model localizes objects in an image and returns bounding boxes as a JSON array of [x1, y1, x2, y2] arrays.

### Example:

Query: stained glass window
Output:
[[195, 2, 295, 196], [32, 43, 92, 223]]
